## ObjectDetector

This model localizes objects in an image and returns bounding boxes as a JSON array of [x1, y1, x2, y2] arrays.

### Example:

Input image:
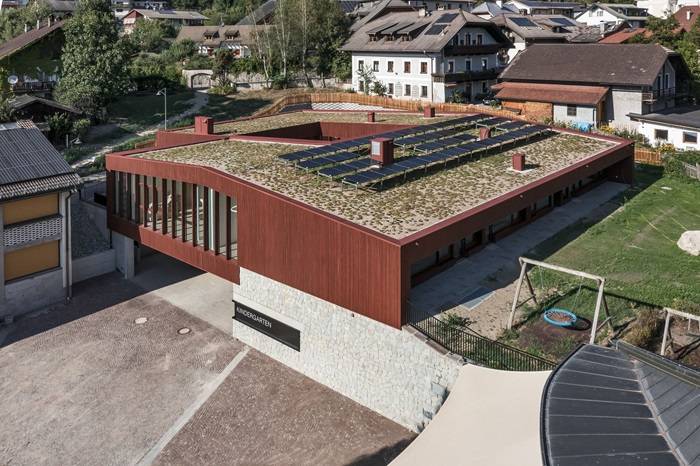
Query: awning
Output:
[[390, 364, 550, 466], [494, 82, 609, 106]]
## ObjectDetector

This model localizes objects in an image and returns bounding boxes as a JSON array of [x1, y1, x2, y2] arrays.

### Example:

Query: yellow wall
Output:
[[4, 240, 60, 282], [3, 193, 59, 225]]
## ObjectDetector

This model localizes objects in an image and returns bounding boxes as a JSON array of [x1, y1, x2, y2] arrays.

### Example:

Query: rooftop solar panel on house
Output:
[[397, 22, 428, 35], [382, 21, 414, 35], [317, 158, 373, 177], [297, 157, 336, 170], [325, 151, 362, 164], [436, 12, 458, 23], [510, 17, 538, 27], [550, 17, 576, 26], [367, 21, 398, 34], [497, 121, 528, 131], [425, 24, 447, 35]]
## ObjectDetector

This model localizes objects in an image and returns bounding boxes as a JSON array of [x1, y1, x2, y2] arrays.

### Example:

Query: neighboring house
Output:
[[674, 5, 700, 32], [492, 14, 584, 61], [46, 0, 77, 18], [504, 0, 584, 18], [575, 3, 649, 28], [112, 0, 169, 18], [598, 26, 650, 43], [342, 9, 512, 102], [121, 8, 208, 33], [405, 0, 477, 12], [630, 105, 700, 148], [496, 43, 691, 128], [471, 1, 518, 19], [0, 121, 82, 319], [236, 0, 277, 25], [175, 25, 260, 57], [8, 95, 81, 123], [0, 19, 65, 96], [349, 0, 417, 32]]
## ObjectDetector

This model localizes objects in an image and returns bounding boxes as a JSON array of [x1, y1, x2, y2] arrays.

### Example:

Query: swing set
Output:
[[509, 257, 614, 344]]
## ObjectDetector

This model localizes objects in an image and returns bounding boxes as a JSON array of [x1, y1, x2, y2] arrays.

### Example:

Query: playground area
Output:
[[412, 165, 700, 366]]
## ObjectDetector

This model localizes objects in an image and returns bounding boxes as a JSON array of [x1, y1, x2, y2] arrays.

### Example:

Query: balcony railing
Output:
[[11, 81, 55, 93], [444, 44, 504, 55], [642, 86, 690, 102], [433, 67, 504, 83]]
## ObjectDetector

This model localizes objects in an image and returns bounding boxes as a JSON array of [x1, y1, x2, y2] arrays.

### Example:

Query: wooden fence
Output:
[[634, 147, 663, 166], [680, 160, 700, 180], [254, 92, 524, 120]]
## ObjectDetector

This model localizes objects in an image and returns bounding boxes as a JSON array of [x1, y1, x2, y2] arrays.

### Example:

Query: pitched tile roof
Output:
[[0, 20, 65, 61], [674, 6, 700, 32], [493, 82, 608, 105], [0, 122, 81, 200], [598, 27, 650, 43], [175, 25, 261, 47], [499, 43, 673, 87]]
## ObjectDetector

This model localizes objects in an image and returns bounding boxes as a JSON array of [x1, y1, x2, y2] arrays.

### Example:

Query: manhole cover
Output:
[[178, 327, 191, 335], [134, 317, 148, 324]]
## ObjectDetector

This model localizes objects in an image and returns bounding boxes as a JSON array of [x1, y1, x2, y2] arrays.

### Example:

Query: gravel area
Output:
[[71, 197, 110, 259]]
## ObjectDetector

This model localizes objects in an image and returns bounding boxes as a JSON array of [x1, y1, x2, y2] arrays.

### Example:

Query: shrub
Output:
[[370, 80, 387, 97], [664, 150, 700, 179], [209, 83, 237, 95], [71, 118, 91, 139], [623, 308, 662, 350], [47, 113, 73, 143], [62, 146, 89, 163]]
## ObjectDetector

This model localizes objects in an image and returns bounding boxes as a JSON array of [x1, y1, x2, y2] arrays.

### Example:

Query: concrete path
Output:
[[409, 182, 629, 337], [129, 253, 234, 334]]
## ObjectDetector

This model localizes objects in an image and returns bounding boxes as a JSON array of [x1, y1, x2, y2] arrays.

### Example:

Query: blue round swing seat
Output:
[[543, 308, 578, 327]]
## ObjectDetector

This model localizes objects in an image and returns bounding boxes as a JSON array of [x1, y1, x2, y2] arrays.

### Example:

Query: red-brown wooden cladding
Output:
[[107, 154, 404, 328]]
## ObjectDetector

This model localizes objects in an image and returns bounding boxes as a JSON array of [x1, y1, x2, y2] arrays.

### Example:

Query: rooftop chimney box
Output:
[[367, 111, 376, 123], [371, 138, 394, 166], [512, 153, 526, 172], [423, 106, 435, 118], [194, 116, 214, 135], [479, 127, 492, 140]]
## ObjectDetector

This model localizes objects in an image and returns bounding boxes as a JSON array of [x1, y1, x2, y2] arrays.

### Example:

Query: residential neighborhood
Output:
[[0, 0, 699, 465]]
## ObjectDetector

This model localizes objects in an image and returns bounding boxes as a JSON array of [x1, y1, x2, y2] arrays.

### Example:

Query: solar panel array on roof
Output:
[[397, 22, 428, 35], [510, 17, 538, 27], [550, 17, 576, 26], [424, 24, 448, 35], [382, 21, 414, 35], [436, 12, 459, 23], [367, 21, 397, 34], [0, 126, 75, 186]]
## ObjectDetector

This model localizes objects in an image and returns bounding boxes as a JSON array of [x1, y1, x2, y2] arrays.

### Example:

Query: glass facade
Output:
[[111, 171, 238, 259]]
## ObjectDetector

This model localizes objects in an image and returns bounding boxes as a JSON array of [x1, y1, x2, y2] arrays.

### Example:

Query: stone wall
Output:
[[72, 249, 116, 283], [232, 268, 463, 432]]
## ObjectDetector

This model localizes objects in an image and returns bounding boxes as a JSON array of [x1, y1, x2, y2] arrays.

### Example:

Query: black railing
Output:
[[408, 306, 557, 372], [432, 68, 503, 83]]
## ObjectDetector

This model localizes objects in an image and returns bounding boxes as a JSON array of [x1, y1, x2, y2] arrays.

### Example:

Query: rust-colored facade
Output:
[[106, 120, 634, 330]]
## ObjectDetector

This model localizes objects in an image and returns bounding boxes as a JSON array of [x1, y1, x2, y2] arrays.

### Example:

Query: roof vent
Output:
[[479, 126, 492, 140], [194, 116, 214, 135], [512, 153, 526, 172], [371, 138, 394, 166]]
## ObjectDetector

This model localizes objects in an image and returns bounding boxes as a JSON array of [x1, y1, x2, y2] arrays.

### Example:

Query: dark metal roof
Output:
[[542, 343, 700, 466], [0, 122, 81, 200], [629, 106, 700, 131], [9, 95, 81, 115], [500, 44, 675, 87]]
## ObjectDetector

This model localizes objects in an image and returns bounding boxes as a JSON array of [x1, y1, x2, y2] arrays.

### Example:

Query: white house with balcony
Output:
[[341, 9, 512, 102], [575, 3, 649, 28]]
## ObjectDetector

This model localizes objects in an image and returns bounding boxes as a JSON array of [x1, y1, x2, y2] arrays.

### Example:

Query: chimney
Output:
[[418, 7, 427, 17], [688, 10, 692, 21], [48, 16, 52, 27], [512, 153, 526, 171], [194, 116, 214, 135], [423, 106, 435, 118], [599, 21, 605, 35], [370, 138, 394, 166], [36, 19, 40, 29], [367, 111, 376, 122], [479, 126, 491, 140], [24, 23, 28, 33]]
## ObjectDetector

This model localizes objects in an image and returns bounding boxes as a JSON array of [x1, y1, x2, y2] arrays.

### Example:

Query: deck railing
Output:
[[408, 306, 557, 372]]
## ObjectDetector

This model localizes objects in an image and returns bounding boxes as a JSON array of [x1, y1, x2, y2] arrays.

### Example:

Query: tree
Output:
[[308, 0, 350, 85], [0, 0, 52, 41], [55, 0, 130, 117], [128, 18, 169, 53], [356, 65, 375, 95]]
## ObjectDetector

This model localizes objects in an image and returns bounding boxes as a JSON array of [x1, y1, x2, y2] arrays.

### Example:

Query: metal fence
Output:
[[408, 306, 557, 372]]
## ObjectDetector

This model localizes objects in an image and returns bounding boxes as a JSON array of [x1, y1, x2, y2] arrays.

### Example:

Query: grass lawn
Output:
[[502, 165, 700, 360], [107, 90, 197, 131]]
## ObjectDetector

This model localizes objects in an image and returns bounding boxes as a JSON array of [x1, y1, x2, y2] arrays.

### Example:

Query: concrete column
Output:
[[113, 231, 135, 279]]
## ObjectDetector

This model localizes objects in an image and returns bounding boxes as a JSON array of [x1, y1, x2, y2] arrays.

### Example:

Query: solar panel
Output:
[[550, 17, 576, 26], [0, 127, 75, 186], [510, 17, 538, 27], [382, 21, 414, 35], [424, 24, 447, 35], [318, 158, 373, 178], [367, 21, 397, 34], [397, 22, 428, 35], [436, 12, 458, 23], [325, 151, 362, 164], [297, 157, 336, 170]]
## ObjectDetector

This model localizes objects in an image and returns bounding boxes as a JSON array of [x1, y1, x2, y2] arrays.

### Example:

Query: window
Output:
[[683, 131, 697, 143], [664, 73, 670, 89], [567, 105, 577, 117], [387, 60, 394, 72], [655, 129, 668, 141], [404, 61, 411, 73], [597, 9, 603, 16], [466, 33, 471, 44], [421, 85, 428, 98], [447, 60, 454, 73], [476, 34, 483, 44], [358, 80, 364, 92], [388, 82, 394, 95], [465, 59, 471, 71], [481, 58, 487, 70], [358, 59, 364, 70], [373, 60, 379, 72], [420, 61, 428, 74], [405, 84, 411, 96], [458, 34, 465, 45], [481, 81, 487, 93]]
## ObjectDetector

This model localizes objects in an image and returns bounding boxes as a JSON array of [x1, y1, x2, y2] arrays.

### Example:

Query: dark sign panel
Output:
[[233, 301, 301, 351]]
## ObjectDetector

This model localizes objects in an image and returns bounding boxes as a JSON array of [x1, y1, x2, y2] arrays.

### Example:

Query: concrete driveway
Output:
[[0, 262, 413, 466]]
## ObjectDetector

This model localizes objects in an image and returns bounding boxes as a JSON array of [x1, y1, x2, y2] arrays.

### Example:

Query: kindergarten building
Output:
[[105, 108, 633, 429]]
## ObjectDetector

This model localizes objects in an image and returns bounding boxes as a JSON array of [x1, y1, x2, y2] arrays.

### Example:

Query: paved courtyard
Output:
[[0, 270, 413, 466]]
